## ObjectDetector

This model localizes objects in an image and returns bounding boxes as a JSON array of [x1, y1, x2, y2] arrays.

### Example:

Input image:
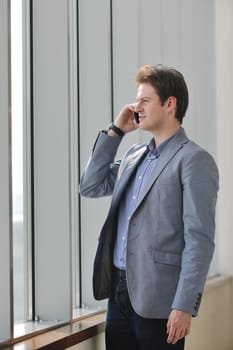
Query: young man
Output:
[[79, 65, 219, 350]]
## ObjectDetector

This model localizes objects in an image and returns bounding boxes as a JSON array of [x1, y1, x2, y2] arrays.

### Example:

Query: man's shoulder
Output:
[[181, 140, 218, 172], [183, 139, 206, 152]]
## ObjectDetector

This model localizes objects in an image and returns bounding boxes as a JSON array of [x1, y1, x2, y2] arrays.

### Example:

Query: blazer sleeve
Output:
[[79, 131, 122, 198], [171, 148, 219, 316]]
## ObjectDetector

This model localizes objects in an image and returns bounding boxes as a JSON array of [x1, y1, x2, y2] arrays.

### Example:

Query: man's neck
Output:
[[153, 125, 181, 146]]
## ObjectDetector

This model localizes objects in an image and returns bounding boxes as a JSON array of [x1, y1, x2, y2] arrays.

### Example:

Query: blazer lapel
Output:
[[135, 129, 189, 208], [107, 145, 147, 218]]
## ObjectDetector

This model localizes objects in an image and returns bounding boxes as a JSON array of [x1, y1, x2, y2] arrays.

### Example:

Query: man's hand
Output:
[[167, 309, 192, 344], [114, 104, 139, 134]]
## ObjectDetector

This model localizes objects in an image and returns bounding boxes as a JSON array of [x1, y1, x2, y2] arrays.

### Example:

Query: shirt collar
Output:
[[146, 128, 181, 158]]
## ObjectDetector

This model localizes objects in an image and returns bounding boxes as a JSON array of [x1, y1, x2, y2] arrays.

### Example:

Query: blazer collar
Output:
[[136, 127, 189, 206]]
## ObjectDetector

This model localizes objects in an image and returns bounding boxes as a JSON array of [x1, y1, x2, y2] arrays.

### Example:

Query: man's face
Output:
[[135, 83, 169, 133]]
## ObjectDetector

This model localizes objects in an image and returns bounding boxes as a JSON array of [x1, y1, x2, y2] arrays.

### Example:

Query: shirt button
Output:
[[138, 176, 142, 180], [132, 195, 136, 200], [122, 236, 125, 241], [128, 215, 131, 220]]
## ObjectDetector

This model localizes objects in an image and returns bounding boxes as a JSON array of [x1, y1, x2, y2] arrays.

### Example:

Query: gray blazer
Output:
[[80, 128, 219, 318]]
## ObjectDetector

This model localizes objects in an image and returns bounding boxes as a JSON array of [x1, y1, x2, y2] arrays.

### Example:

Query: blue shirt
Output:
[[113, 132, 179, 270]]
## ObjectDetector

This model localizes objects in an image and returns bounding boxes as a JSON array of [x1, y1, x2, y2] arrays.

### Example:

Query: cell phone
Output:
[[134, 112, 140, 124]]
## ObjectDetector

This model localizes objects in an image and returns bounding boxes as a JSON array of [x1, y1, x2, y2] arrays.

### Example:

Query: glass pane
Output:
[[11, 0, 28, 323]]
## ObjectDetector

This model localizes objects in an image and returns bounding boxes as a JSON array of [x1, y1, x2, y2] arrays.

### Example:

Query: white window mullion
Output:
[[32, 0, 72, 322], [67, 0, 80, 314], [78, 0, 112, 310], [0, 0, 13, 344]]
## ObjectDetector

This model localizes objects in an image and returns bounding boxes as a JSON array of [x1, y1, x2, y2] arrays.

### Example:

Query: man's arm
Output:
[[79, 104, 138, 198], [79, 131, 122, 198], [167, 148, 219, 343]]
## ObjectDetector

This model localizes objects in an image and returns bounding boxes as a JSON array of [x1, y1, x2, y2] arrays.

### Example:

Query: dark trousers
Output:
[[105, 268, 185, 350]]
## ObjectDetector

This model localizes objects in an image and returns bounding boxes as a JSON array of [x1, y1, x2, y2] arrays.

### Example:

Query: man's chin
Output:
[[138, 124, 150, 133]]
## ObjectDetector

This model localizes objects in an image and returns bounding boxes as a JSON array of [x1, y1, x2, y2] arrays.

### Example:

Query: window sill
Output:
[[205, 274, 232, 292], [3, 312, 105, 350]]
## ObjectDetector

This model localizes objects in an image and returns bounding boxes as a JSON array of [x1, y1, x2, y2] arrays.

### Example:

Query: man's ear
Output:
[[167, 96, 177, 113]]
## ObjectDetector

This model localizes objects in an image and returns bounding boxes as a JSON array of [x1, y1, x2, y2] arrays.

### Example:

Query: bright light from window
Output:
[[11, 0, 27, 323]]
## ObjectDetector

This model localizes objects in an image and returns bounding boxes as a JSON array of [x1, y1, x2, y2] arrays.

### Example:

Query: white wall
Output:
[[112, 0, 216, 157], [215, 0, 233, 277]]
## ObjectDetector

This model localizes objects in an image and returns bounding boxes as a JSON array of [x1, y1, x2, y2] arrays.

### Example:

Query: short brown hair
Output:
[[136, 65, 189, 124]]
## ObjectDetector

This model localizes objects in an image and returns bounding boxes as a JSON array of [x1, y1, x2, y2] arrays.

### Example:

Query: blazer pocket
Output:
[[151, 250, 181, 267]]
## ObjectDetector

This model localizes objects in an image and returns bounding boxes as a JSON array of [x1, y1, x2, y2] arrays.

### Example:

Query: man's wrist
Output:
[[108, 122, 125, 137]]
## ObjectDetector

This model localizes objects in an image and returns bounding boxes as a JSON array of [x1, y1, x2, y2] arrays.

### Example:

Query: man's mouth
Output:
[[139, 115, 145, 122]]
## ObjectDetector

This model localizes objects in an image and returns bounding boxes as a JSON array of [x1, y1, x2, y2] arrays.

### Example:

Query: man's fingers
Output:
[[167, 309, 192, 343], [167, 326, 178, 344], [167, 325, 190, 344]]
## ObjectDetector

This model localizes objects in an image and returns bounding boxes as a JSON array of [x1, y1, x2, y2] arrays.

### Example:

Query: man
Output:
[[79, 65, 219, 350]]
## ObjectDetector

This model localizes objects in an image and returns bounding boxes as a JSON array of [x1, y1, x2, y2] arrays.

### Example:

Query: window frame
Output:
[[0, 0, 13, 344]]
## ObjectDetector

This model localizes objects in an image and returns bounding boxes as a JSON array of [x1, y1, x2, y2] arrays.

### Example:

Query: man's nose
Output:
[[135, 102, 141, 112]]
